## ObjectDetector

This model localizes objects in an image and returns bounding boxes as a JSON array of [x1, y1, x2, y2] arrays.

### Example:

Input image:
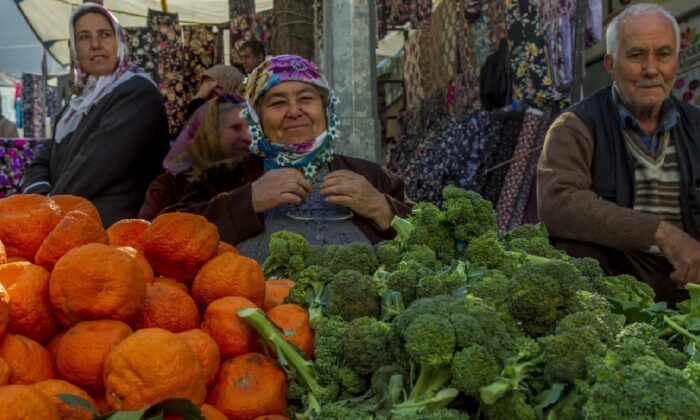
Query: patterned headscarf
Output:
[[243, 54, 340, 180], [55, 2, 147, 143], [203, 65, 245, 95], [163, 94, 246, 179]]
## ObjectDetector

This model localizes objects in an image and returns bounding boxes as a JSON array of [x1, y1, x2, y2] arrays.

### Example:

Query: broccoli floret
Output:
[[571, 257, 606, 284], [616, 322, 687, 369], [416, 260, 468, 299], [569, 290, 624, 339], [392, 407, 469, 420], [392, 203, 457, 261], [344, 316, 393, 376], [313, 316, 347, 377], [503, 223, 549, 241], [441, 184, 497, 241], [449, 296, 519, 362], [402, 314, 456, 400], [683, 361, 700, 388], [557, 310, 617, 345], [507, 260, 593, 337], [540, 322, 608, 385], [480, 337, 543, 405], [262, 230, 309, 278], [375, 241, 402, 272], [323, 242, 379, 275], [482, 391, 536, 420], [305, 244, 327, 267], [466, 269, 510, 309], [312, 401, 374, 420], [402, 244, 441, 270], [508, 237, 564, 259], [465, 232, 552, 270], [285, 265, 334, 327], [597, 274, 656, 306], [386, 260, 433, 307], [451, 344, 501, 398], [326, 270, 381, 322], [582, 355, 700, 419]]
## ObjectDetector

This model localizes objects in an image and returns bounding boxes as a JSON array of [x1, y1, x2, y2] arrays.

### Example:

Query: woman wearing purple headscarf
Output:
[[21, 2, 169, 227], [165, 54, 413, 263]]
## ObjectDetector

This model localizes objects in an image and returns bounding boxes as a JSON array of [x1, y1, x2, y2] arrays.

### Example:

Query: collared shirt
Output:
[[611, 85, 679, 155]]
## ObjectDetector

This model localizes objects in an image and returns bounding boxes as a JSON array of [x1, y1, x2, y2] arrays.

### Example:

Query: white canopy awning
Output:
[[15, 0, 273, 67]]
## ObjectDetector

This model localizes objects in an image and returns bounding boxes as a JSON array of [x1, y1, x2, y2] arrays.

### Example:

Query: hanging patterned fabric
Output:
[[230, 11, 271, 65], [182, 25, 221, 102], [419, 0, 460, 98], [403, 29, 425, 110], [229, 0, 255, 18], [124, 27, 159, 82], [478, 108, 524, 204], [453, 0, 508, 115], [585, 0, 603, 48], [148, 9, 186, 137], [377, 0, 433, 40], [507, 0, 568, 109], [507, 107, 559, 230], [495, 107, 544, 231], [0, 138, 43, 197], [21, 74, 44, 138]]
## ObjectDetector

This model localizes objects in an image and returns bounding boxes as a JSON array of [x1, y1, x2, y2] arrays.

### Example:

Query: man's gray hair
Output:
[[606, 3, 680, 57]]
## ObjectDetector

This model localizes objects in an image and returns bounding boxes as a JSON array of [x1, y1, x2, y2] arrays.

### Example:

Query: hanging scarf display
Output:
[[243, 54, 339, 180], [148, 9, 186, 137], [183, 25, 221, 101]]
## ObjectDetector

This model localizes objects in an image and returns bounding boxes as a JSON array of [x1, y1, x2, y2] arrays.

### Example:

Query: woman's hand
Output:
[[321, 169, 395, 230], [251, 168, 312, 213], [195, 79, 220, 100]]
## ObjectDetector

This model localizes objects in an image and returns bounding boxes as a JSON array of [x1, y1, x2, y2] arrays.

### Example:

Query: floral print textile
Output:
[[377, 0, 432, 40], [183, 25, 220, 102], [21, 74, 45, 139], [495, 107, 544, 231], [0, 138, 43, 197], [124, 27, 159, 81], [230, 11, 271, 67], [507, 0, 569, 109], [148, 10, 186, 137], [229, 0, 255, 18]]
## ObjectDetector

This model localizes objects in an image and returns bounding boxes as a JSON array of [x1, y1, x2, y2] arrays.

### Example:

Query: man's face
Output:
[[604, 12, 678, 116], [240, 47, 264, 74]]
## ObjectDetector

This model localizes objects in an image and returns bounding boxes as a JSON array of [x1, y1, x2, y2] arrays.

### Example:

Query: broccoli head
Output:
[[503, 223, 549, 241], [582, 355, 700, 419], [616, 322, 687, 370], [262, 230, 309, 278], [441, 184, 497, 241], [375, 241, 402, 272], [416, 260, 468, 300], [508, 237, 564, 260], [540, 323, 608, 385], [325, 270, 381, 322], [285, 265, 334, 327], [392, 203, 457, 261], [597, 274, 656, 307], [451, 344, 501, 398], [322, 242, 379, 275], [386, 260, 433, 307], [344, 316, 393, 376], [507, 260, 592, 337], [466, 269, 510, 310]]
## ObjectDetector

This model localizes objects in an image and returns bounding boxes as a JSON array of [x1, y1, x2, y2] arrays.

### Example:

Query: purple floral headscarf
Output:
[[55, 3, 150, 143], [243, 54, 340, 180]]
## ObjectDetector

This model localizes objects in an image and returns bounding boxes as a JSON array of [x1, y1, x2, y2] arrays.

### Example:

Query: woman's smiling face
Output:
[[259, 81, 327, 145]]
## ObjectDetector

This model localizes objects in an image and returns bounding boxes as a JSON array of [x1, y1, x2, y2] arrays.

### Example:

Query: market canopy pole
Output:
[[160, 0, 168, 13], [321, 0, 381, 163]]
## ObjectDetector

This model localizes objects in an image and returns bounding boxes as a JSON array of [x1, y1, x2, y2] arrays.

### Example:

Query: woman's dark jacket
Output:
[[21, 76, 169, 227], [162, 154, 414, 245]]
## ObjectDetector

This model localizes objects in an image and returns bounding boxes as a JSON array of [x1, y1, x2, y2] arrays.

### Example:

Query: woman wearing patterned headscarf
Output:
[[21, 2, 169, 227], [138, 94, 251, 220], [165, 54, 413, 262]]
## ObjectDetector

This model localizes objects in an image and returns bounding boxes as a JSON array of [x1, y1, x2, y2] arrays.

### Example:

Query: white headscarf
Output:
[[55, 2, 150, 143]]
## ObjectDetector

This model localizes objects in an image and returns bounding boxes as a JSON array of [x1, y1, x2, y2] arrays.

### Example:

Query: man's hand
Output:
[[195, 79, 220, 100], [251, 168, 312, 213], [655, 221, 700, 286], [321, 169, 394, 230]]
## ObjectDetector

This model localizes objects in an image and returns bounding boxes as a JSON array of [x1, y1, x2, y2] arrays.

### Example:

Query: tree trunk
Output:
[[271, 0, 315, 60]]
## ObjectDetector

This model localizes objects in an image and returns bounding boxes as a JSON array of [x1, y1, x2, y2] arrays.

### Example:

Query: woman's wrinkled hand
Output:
[[321, 169, 394, 230], [655, 221, 700, 287], [251, 168, 312, 213]]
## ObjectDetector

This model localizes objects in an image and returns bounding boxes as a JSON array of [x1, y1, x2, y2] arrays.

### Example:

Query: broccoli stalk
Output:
[[237, 308, 330, 401], [285, 265, 333, 328]]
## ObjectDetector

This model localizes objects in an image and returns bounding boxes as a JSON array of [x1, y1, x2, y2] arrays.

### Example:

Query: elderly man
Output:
[[537, 4, 700, 306]]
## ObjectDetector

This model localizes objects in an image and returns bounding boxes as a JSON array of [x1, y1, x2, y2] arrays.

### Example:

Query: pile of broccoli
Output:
[[248, 185, 700, 419]]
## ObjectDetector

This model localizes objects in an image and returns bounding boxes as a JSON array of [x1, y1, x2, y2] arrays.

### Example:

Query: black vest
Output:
[[567, 87, 700, 240]]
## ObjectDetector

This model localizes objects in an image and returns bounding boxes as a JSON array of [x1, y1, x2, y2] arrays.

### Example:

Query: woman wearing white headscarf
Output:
[[21, 2, 169, 227]]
